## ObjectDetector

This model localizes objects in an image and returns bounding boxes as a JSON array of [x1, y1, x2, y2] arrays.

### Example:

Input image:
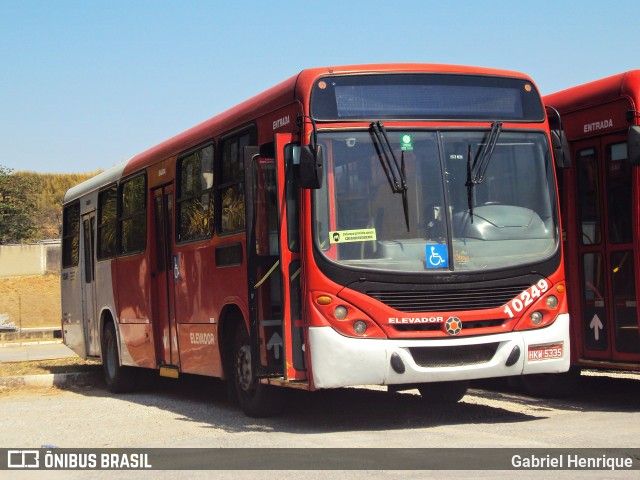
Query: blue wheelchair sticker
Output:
[[425, 244, 449, 269]]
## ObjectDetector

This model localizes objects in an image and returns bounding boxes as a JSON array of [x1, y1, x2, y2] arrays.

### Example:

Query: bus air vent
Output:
[[368, 285, 530, 312], [408, 343, 500, 368]]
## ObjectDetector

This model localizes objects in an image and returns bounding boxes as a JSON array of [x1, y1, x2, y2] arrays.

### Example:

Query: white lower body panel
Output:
[[309, 314, 570, 389]]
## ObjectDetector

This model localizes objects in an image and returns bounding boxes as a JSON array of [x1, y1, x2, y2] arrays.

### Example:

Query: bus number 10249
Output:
[[503, 280, 549, 319]]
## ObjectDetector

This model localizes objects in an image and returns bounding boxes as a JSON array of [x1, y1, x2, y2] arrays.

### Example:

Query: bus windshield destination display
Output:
[[311, 74, 545, 121]]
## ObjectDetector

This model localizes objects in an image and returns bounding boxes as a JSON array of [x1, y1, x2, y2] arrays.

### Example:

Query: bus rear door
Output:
[[151, 185, 179, 372], [81, 211, 98, 356]]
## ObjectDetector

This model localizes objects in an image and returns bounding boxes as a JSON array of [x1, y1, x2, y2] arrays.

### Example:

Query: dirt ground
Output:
[[0, 357, 100, 377], [0, 274, 60, 328]]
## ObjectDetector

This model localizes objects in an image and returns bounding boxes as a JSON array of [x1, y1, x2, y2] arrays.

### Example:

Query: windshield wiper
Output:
[[370, 121, 406, 193], [466, 121, 502, 221], [370, 121, 410, 231], [471, 121, 502, 184]]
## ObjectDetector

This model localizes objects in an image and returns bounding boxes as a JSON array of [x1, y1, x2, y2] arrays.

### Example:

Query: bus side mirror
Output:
[[299, 144, 324, 189], [628, 126, 640, 166], [551, 130, 571, 169]]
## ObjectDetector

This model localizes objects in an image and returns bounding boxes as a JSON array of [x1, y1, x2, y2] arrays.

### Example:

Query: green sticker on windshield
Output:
[[329, 228, 377, 244], [400, 134, 413, 151]]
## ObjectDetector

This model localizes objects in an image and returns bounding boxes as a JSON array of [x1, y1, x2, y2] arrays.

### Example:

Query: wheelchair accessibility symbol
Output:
[[426, 244, 449, 269]]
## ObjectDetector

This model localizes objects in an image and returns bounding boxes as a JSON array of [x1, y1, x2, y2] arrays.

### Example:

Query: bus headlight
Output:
[[353, 320, 367, 335], [334, 306, 348, 320], [530, 311, 543, 325], [546, 295, 559, 309], [310, 291, 387, 338]]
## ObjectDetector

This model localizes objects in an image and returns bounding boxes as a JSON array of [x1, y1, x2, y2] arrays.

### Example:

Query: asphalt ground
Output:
[[0, 341, 76, 362]]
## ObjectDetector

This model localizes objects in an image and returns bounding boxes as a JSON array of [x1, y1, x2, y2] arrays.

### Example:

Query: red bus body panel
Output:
[[545, 70, 640, 370]]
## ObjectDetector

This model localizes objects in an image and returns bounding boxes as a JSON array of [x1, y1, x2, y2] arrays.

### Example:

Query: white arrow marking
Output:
[[589, 314, 604, 341], [267, 332, 283, 360]]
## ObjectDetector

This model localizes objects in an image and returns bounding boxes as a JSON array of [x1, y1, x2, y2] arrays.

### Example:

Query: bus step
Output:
[[260, 378, 309, 390], [159, 366, 179, 379]]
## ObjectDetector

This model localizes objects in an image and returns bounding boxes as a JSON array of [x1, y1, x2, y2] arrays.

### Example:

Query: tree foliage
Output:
[[0, 165, 39, 244], [15, 170, 100, 239], [0, 166, 99, 243]]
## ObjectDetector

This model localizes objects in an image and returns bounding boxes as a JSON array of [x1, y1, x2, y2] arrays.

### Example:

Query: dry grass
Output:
[[0, 274, 60, 328], [0, 356, 100, 377], [0, 275, 101, 383]]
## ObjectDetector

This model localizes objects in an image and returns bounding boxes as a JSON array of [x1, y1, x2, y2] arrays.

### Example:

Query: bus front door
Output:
[[245, 134, 305, 381], [151, 185, 179, 371], [573, 135, 640, 364]]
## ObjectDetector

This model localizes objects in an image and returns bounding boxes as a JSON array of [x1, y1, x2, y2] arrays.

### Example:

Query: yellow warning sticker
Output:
[[329, 228, 377, 244]]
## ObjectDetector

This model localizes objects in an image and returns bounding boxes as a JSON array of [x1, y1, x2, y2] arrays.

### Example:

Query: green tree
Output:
[[0, 165, 39, 243], [14, 170, 100, 239]]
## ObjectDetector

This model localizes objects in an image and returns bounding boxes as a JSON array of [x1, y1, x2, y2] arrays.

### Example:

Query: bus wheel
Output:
[[418, 381, 468, 404], [102, 322, 135, 393], [520, 368, 580, 398], [233, 327, 283, 418]]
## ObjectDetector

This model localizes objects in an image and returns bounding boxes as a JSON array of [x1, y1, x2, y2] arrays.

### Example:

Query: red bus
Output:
[[62, 64, 570, 416], [544, 71, 640, 387]]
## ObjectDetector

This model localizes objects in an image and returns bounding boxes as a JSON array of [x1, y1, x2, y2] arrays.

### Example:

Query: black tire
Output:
[[520, 368, 580, 398], [417, 380, 468, 404], [102, 321, 135, 393], [233, 326, 283, 418]]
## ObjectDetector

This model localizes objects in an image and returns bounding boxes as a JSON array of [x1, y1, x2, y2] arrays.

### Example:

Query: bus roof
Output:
[[544, 70, 640, 113], [64, 63, 537, 204], [63, 160, 127, 204]]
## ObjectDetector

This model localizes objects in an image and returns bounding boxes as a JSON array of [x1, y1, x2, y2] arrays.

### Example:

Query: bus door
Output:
[[244, 134, 305, 381], [151, 185, 179, 369], [81, 212, 98, 356], [574, 134, 640, 363]]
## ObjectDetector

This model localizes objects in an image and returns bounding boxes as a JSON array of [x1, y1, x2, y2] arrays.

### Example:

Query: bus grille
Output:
[[368, 285, 529, 312], [392, 319, 504, 332], [408, 343, 499, 368]]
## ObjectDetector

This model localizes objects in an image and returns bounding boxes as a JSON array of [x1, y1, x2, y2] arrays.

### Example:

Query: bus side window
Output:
[[177, 144, 215, 243], [218, 128, 257, 234], [97, 186, 117, 259], [62, 202, 80, 268], [119, 174, 147, 255]]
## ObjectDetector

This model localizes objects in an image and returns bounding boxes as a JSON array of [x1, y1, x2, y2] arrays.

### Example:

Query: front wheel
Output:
[[233, 326, 284, 418], [102, 321, 135, 393], [418, 380, 468, 404]]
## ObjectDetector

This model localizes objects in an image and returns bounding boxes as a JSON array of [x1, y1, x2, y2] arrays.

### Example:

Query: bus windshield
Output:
[[313, 129, 558, 272]]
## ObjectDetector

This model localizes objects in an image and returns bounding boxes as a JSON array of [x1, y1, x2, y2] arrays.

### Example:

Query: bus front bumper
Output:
[[308, 313, 570, 389]]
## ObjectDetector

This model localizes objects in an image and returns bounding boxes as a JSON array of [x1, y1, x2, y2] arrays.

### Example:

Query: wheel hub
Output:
[[236, 344, 253, 392]]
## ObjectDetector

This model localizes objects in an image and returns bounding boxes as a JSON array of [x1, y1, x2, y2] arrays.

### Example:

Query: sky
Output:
[[0, 0, 637, 174]]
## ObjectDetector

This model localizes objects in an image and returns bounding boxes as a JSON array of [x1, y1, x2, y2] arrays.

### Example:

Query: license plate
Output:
[[528, 343, 564, 361]]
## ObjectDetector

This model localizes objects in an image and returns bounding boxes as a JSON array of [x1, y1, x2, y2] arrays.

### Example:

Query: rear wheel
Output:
[[102, 321, 135, 393], [418, 380, 468, 404], [233, 326, 283, 417]]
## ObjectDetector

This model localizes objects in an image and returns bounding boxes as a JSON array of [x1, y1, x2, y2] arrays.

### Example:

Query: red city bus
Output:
[[62, 64, 570, 417], [543, 71, 640, 388]]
